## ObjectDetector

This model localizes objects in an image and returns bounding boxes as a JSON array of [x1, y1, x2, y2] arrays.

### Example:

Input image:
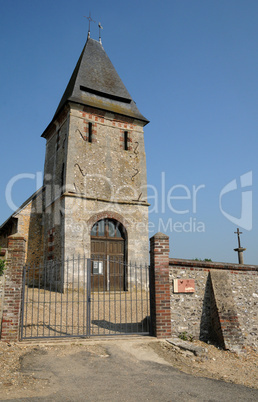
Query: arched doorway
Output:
[[90, 219, 127, 291]]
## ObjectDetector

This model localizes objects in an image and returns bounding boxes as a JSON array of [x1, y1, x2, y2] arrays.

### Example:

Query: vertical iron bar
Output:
[[72, 255, 75, 336], [48, 263, 52, 337], [83, 255, 86, 335], [125, 261, 127, 334], [25, 267, 29, 338], [20, 266, 26, 339], [130, 261, 133, 332], [91, 258, 94, 334], [108, 255, 111, 334], [119, 259, 122, 333], [147, 264, 150, 333], [37, 264, 41, 337], [135, 262, 138, 333], [87, 258, 91, 336], [43, 263, 46, 337], [66, 258, 69, 336], [97, 255, 100, 335], [103, 256, 106, 335], [60, 260, 63, 336], [54, 262, 57, 337], [78, 255, 80, 335], [31, 264, 36, 338], [140, 264, 143, 332], [107, 255, 110, 291], [114, 257, 117, 334]]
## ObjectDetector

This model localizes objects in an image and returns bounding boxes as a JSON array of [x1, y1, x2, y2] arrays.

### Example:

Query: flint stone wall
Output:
[[169, 259, 258, 350]]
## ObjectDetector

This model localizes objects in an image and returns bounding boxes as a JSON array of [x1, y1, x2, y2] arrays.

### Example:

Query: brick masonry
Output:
[[150, 232, 171, 338], [0, 234, 26, 342], [0, 249, 7, 334]]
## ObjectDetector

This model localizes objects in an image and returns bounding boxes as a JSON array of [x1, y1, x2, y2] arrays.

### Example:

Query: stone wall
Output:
[[67, 104, 147, 203], [63, 197, 149, 265], [16, 195, 43, 267], [229, 269, 258, 349], [169, 259, 258, 351], [63, 104, 149, 265], [169, 262, 210, 340], [42, 103, 149, 265], [0, 191, 43, 268]]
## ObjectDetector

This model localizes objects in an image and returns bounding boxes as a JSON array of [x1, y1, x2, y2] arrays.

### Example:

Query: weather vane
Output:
[[84, 12, 96, 38], [98, 22, 103, 44]]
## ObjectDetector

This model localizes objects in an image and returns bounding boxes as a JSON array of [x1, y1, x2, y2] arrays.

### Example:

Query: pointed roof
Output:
[[43, 38, 148, 136]]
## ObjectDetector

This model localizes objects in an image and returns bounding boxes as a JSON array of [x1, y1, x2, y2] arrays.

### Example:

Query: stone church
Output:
[[0, 33, 150, 282]]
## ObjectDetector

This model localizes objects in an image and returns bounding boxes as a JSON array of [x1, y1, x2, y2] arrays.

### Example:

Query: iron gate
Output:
[[20, 256, 150, 340]]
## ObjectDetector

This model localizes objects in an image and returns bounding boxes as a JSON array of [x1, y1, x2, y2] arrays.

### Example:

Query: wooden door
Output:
[[90, 219, 126, 291], [91, 239, 106, 291], [107, 239, 124, 291]]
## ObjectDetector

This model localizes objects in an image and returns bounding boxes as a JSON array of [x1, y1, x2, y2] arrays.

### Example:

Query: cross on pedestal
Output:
[[234, 228, 246, 264], [234, 228, 242, 248]]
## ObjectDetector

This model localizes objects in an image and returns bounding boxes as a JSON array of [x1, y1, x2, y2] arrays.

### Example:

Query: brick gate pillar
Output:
[[150, 232, 171, 338], [1, 234, 26, 342]]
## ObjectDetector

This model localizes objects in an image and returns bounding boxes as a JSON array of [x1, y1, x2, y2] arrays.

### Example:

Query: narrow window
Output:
[[88, 123, 92, 143], [56, 130, 60, 150], [124, 131, 128, 150]]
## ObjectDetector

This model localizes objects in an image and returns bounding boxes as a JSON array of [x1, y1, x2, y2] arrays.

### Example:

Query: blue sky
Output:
[[0, 0, 257, 264]]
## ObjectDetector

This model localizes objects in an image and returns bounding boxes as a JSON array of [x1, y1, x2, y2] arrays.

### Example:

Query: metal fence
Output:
[[20, 256, 150, 340]]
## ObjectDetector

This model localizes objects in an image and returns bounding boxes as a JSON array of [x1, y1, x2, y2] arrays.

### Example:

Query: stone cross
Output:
[[234, 228, 242, 248], [234, 228, 246, 264]]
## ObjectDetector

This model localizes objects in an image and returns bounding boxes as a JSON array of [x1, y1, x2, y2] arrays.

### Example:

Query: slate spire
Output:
[[54, 37, 148, 124]]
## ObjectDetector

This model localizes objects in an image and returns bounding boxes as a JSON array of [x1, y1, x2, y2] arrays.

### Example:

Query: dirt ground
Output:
[[150, 340, 258, 389], [0, 337, 257, 400]]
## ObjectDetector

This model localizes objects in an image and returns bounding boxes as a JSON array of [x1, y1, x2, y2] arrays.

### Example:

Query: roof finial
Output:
[[84, 12, 95, 39], [98, 22, 103, 44]]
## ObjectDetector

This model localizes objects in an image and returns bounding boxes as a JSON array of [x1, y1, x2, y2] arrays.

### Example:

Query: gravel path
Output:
[[0, 338, 257, 400]]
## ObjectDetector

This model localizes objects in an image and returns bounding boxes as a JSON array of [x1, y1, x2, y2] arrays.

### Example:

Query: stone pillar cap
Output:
[[151, 232, 169, 240], [8, 233, 27, 241]]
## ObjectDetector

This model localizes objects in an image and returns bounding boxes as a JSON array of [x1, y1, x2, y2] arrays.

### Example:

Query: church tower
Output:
[[41, 34, 149, 281]]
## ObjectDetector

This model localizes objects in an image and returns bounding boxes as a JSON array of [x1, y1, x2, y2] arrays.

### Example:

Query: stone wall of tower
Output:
[[42, 103, 149, 267], [43, 109, 69, 262], [62, 103, 149, 266], [63, 197, 149, 262], [66, 104, 147, 201]]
